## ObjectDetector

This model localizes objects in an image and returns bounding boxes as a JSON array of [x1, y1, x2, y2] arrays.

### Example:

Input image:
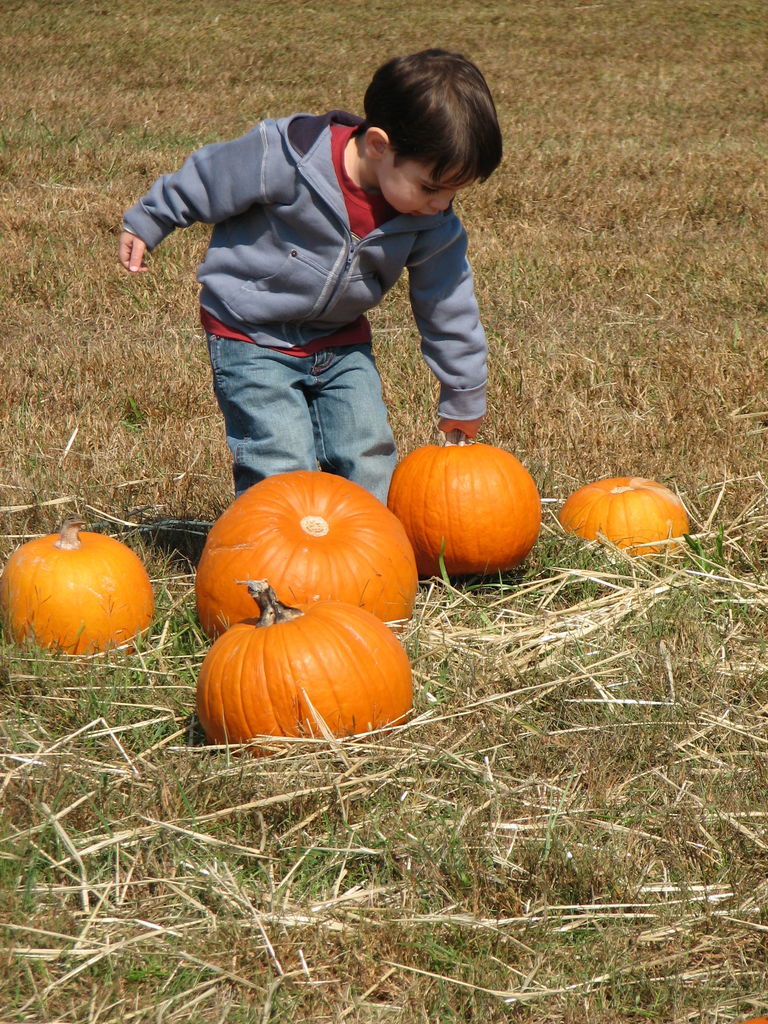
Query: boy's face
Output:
[[359, 130, 473, 216], [376, 148, 473, 217]]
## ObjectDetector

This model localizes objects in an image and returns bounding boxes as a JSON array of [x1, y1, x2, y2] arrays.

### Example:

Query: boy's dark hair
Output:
[[362, 49, 502, 184]]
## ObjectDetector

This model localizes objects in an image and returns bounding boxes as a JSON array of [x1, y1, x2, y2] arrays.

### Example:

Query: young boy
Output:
[[119, 49, 502, 504]]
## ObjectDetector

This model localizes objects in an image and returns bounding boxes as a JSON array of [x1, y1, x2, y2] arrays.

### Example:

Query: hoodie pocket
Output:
[[236, 249, 333, 322]]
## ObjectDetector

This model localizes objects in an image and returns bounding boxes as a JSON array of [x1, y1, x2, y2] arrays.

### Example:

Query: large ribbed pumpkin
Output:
[[196, 580, 413, 750], [558, 477, 689, 555], [387, 443, 541, 577], [0, 517, 154, 654], [195, 471, 418, 637]]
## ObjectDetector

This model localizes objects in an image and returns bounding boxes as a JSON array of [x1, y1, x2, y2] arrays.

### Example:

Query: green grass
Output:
[[2, 0, 768, 1020]]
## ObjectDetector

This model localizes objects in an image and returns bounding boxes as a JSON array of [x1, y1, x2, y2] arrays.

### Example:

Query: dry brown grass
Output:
[[2, 1, 768, 1021], [3, 0, 766, 527]]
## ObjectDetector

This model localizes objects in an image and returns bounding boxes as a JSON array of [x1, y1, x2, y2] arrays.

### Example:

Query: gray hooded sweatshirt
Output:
[[123, 111, 487, 422]]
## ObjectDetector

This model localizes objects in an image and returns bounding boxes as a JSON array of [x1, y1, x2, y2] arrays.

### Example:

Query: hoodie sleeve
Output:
[[122, 121, 277, 250], [407, 218, 488, 422]]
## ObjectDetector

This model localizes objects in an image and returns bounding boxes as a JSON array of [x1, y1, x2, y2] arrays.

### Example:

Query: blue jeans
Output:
[[207, 334, 397, 504]]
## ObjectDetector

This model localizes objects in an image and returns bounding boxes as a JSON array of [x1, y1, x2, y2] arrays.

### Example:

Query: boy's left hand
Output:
[[438, 416, 483, 444]]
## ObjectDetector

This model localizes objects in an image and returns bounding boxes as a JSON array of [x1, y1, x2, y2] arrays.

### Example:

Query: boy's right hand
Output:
[[119, 231, 148, 272], [438, 416, 483, 446]]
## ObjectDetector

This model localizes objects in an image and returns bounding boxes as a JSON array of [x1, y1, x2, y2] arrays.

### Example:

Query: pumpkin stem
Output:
[[54, 516, 86, 551], [239, 579, 303, 626], [442, 429, 471, 447], [300, 515, 330, 537]]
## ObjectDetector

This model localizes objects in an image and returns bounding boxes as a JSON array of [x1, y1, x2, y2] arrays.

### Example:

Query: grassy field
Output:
[[2, 0, 768, 1020]]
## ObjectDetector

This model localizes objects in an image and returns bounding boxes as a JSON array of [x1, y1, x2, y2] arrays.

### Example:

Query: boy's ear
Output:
[[364, 126, 390, 160]]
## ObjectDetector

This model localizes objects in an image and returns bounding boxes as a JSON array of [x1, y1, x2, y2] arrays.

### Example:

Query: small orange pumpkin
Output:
[[195, 470, 418, 637], [196, 580, 413, 750], [0, 517, 154, 654], [387, 443, 541, 577], [558, 477, 690, 555]]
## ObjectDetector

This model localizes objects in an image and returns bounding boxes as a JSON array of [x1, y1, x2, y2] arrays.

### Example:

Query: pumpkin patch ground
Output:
[[2, 3, 767, 1020]]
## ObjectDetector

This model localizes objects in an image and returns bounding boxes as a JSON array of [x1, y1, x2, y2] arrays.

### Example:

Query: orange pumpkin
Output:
[[196, 580, 413, 750], [195, 470, 418, 637], [558, 477, 690, 555], [0, 517, 154, 654], [387, 443, 541, 577]]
